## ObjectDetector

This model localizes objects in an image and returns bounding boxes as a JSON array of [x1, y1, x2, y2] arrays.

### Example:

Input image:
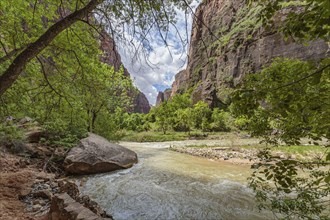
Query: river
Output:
[[79, 141, 273, 220]]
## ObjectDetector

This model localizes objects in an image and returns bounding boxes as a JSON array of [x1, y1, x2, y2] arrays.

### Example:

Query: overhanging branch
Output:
[[0, 0, 103, 96]]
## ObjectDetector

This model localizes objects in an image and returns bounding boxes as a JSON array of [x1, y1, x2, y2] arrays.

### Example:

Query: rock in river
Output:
[[64, 133, 138, 175]]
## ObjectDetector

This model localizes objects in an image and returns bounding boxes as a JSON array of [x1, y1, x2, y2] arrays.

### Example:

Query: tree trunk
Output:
[[91, 111, 97, 132], [87, 110, 92, 132], [0, 0, 102, 96]]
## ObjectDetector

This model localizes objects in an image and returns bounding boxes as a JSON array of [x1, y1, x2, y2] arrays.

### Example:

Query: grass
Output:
[[120, 131, 188, 142], [269, 145, 327, 156], [236, 144, 327, 155], [120, 130, 249, 142]]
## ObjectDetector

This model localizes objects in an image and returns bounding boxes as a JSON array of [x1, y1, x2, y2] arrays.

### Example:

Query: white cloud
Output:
[[116, 1, 200, 106]]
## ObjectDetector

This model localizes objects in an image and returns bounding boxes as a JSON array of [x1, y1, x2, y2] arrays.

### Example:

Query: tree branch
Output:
[[271, 63, 330, 91], [0, 0, 103, 96]]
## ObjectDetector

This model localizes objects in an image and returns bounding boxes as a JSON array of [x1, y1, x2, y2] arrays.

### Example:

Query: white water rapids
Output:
[[78, 141, 273, 220]]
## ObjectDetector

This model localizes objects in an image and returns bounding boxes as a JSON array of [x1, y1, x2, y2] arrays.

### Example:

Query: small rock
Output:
[[33, 199, 46, 206], [213, 147, 228, 151], [17, 159, 30, 168], [289, 155, 296, 159], [26, 130, 45, 143], [5, 116, 15, 122], [20, 189, 31, 198], [33, 179, 45, 184], [19, 116, 33, 124], [33, 190, 52, 200], [32, 204, 42, 212], [224, 157, 229, 160]]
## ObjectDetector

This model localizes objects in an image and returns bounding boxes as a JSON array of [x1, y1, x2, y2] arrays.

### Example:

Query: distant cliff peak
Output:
[[99, 31, 150, 113]]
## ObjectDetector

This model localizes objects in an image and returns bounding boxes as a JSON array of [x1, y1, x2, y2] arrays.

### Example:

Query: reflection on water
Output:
[[79, 142, 273, 220]]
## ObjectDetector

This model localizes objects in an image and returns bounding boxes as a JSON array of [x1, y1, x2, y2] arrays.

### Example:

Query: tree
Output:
[[231, 57, 330, 220], [155, 101, 172, 134], [210, 108, 231, 132], [174, 108, 194, 133], [231, 58, 330, 145], [192, 101, 211, 131], [167, 93, 193, 132], [0, 16, 133, 142], [0, 0, 193, 95], [168, 93, 192, 110], [231, 1, 330, 218], [123, 113, 145, 132], [0, 0, 101, 95]]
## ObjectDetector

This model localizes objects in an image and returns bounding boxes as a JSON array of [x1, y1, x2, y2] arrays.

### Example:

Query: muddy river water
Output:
[[79, 141, 273, 220]]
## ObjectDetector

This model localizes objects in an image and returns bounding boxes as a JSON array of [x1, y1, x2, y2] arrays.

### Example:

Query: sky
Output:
[[116, 1, 200, 106]]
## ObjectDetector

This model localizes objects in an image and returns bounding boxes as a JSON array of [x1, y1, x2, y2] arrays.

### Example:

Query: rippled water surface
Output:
[[79, 141, 272, 220]]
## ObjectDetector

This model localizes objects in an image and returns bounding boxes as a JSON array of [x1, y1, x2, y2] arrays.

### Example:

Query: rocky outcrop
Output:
[[50, 193, 107, 220], [164, 89, 172, 101], [155, 89, 172, 106], [100, 31, 150, 113], [156, 91, 165, 106], [170, 0, 330, 107], [100, 30, 130, 77], [171, 70, 188, 96], [132, 92, 151, 113], [64, 133, 138, 175], [50, 180, 112, 220]]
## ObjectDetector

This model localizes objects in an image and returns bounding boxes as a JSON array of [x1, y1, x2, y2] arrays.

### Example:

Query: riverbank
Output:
[[170, 146, 259, 165], [0, 146, 53, 219], [0, 144, 112, 220], [121, 133, 327, 165], [169, 144, 327, 165]]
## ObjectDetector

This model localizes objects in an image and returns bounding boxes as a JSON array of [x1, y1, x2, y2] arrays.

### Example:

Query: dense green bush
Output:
[[41, 119, 87, 148], [233, 116, 250, 131], [210, 109, 231, 132], [119, 93, 251, 135], [173, 108, 193, 132], [0, 121, 25, 146]]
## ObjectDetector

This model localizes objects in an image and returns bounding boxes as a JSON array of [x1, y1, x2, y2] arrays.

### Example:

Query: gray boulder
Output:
[[64, 133, 137, 175]]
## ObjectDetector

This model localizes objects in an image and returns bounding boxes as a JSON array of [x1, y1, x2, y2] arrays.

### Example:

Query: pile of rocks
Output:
[[50, 180, 113, 220], [20, 175, 113, 220], [170, 146, 260, 164], [20, 175, 57, 217]]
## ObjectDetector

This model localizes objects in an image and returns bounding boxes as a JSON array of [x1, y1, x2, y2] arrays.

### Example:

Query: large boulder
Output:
[[64, 133, 137, 175]]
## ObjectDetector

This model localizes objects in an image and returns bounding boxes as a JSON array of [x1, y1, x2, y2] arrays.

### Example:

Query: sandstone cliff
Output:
[[169, 0, 330, 107], [156, 89, 172, 106], [100, 31, 150, 113]]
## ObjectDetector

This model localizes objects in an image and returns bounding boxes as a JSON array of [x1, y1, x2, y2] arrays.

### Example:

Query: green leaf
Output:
[[267, 174, 273, 180], [325, 174, 330, 184], [326, 152, 330, 161]]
